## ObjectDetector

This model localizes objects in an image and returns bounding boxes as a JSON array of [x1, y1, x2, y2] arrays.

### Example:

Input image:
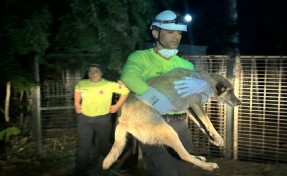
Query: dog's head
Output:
[[212, 74, 241, 107]]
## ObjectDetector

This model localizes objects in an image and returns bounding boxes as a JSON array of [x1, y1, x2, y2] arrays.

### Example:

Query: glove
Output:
[[174, 77, 211, 98], [135, 86, 174, 115]]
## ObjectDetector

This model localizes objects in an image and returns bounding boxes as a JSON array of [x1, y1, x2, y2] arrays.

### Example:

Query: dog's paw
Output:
[[195, 155, 206, 161], [102, 159, 111, 170], [210, 134, 224, 147], [204, 162, 219, 171]]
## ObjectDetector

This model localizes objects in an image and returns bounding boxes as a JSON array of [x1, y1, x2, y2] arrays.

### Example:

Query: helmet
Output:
[[150, 10, 187, 31]]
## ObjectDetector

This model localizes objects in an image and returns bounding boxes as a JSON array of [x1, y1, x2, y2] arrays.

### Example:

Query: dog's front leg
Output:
[[188, 104, 224, 147]]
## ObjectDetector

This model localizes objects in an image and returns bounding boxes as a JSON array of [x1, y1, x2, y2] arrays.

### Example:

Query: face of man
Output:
[[88, 67, 102, 82], [152, 29, 182, 49]]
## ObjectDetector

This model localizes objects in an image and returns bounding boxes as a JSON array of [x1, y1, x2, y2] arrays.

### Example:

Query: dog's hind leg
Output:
[[102, 122, 128, 169], [150, 123, 219, 171]]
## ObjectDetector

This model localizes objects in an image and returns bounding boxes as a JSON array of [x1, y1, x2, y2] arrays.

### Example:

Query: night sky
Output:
[[171, 0, 287, 55]]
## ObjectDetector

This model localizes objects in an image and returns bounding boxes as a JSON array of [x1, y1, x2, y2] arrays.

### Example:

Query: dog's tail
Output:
[[102, 123, 128, 169]]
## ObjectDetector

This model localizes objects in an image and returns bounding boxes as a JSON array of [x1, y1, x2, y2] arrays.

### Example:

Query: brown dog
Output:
[[103, 68, 241, 171]]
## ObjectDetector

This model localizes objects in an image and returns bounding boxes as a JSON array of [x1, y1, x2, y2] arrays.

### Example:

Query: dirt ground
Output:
[[111, 157, 287, 176], [1, 130, 287, 176], [187, 158, 287, 176], [2, 153, 287, 176]]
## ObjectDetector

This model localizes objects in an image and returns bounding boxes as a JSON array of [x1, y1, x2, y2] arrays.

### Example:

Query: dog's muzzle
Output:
[[162, 113, 186, 122]]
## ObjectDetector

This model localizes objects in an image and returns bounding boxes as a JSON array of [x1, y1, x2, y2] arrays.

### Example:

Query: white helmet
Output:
[[150, 10, 187, 31]]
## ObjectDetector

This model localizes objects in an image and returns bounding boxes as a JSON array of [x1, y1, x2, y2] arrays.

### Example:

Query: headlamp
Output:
[[183, 14, 192, 23]]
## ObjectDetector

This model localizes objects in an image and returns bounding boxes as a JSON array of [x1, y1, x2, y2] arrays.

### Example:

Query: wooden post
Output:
[[4, 82, 11, 122], [31, 55, 42, 153], [225, 56, 235, 159]]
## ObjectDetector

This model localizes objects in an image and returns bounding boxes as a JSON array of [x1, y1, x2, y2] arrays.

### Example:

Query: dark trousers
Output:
[[140, 115, 194, 176], [74, 113, 114, 176]]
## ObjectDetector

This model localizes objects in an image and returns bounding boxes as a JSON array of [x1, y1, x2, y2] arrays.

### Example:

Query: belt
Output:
[[162, 113, 187, 122]]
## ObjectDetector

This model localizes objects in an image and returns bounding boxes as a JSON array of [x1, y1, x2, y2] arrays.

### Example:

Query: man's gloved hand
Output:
[[174, 77, 210, 98], [135, 86, 174, 115]]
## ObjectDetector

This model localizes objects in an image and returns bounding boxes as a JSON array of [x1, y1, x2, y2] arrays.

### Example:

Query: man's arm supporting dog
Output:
[[102, 68, 241, 171]]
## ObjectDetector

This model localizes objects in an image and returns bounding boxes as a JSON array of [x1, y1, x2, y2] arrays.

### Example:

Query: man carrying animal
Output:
[[120, 10, 213, 176]]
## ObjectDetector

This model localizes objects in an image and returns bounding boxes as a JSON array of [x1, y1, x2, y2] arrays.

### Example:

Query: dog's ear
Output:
[[215, 83, 226, 96]]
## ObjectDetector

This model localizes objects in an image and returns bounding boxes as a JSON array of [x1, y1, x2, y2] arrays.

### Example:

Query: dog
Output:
[[102, 68, 241, 171]]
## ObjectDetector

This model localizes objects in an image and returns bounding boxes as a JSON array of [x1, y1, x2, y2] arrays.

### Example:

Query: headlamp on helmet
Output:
[[150, 10, 192, 31]]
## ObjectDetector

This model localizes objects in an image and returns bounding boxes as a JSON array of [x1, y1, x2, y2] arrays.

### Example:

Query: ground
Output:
[[1, 129, 287, 176]]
